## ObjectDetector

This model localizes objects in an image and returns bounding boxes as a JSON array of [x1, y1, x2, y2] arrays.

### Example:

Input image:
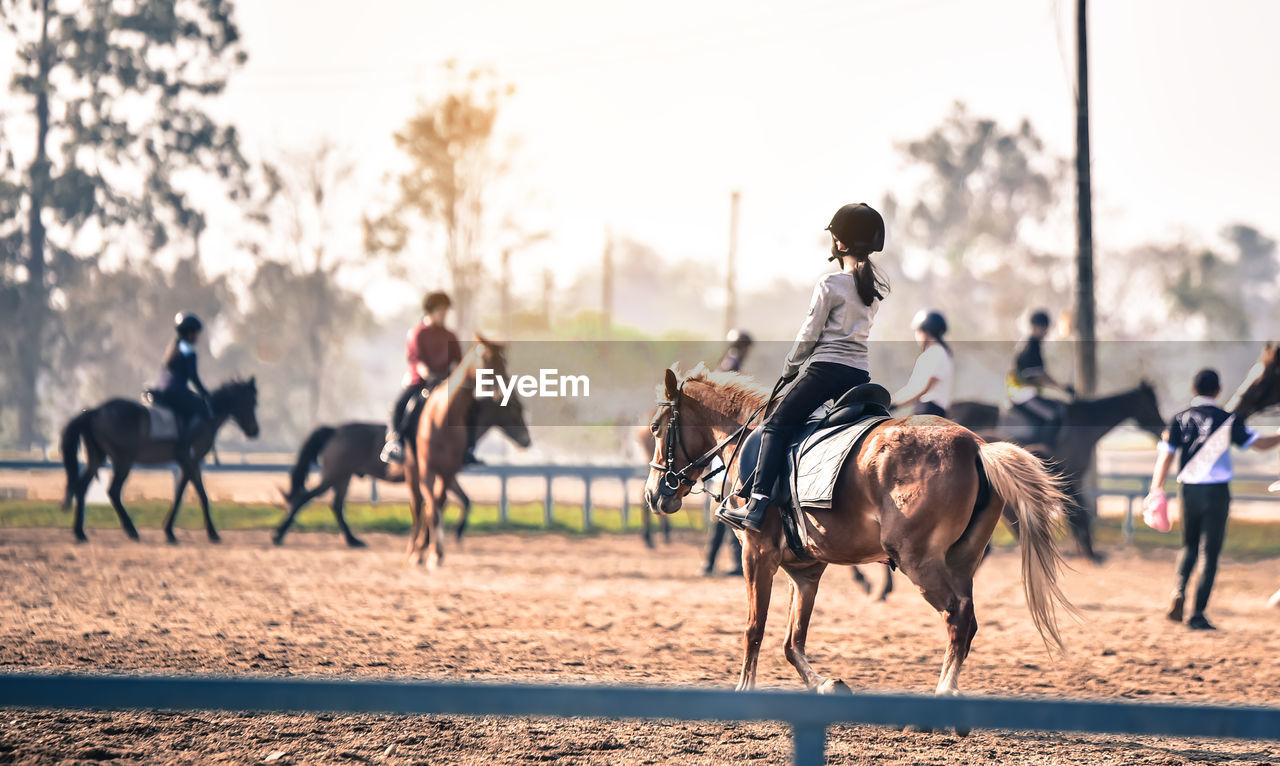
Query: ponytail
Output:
[[850, 252, 890, 307]]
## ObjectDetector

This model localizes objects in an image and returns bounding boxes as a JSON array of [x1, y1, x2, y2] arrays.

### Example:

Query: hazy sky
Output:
[[28, 0, 1280, 308]]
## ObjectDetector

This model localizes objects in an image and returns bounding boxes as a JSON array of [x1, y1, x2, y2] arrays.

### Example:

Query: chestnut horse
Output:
[[644, 365, 1074, 701], [405, 336, 522, 567]]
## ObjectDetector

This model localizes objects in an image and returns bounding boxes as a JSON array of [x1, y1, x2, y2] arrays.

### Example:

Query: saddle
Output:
[[140, 390, 186, 442], [733, 383, 892, 557]]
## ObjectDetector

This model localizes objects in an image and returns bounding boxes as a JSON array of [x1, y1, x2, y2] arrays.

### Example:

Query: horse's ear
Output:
[[664, 367, 680, 401], [249, 376, 256, 389], [474, 332, 490, 346]]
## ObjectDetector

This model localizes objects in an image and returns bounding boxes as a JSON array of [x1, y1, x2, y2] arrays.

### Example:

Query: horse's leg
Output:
[[426, 473, 448, 570], [896, 556, 977, 734], [662, 514, 672, 544], [1066, 481, 1104, 564], [271, 480, 332, 546], [163, 470, 190, 544], [105, 459, 140, 541], [330, 477, 364, 548], [736, 535, 780, 691], [405, 457, 426, 563], [875, 562, 894, 602], [782, 562, 847, 693], [187, 466, 219, 543], [642, 505, 655, 549], [450, 477, 472, 542], [73, 449, 106, 543], [850, 566, 872, 595]]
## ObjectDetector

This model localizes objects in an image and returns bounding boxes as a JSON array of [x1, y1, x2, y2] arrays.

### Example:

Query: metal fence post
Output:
[[1123, 495, 1135, 544], [621, 478, 630, 530], [544, 474, 554, 528], [583, 475, 593, 531], [370, 478, 379, 504], [791, 723, 826, 766], [499, 475, 509, 524]]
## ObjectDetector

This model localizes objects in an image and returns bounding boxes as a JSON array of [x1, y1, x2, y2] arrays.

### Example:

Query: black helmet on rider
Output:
[[726, 328, 753, 347], [174, 313, 203, 337], [825, 203, 885, 258], [912, 309, 947, 339], [1029, 309, 1051, 330]]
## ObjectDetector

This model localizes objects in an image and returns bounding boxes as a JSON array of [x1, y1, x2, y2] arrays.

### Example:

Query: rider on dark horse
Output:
[[153, 313, 213, 460], [1007, 310, 1075, 447], [717, 202, 889, 533], [382, 291, 464, 465]]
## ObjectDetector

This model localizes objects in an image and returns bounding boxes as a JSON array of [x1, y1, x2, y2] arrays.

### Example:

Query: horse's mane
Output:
[[665, 362, 769, 417], [211, 378, 254, 401]]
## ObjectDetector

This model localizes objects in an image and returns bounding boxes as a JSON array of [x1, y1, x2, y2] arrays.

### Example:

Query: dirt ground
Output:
[[2, 527, 1279, 765]]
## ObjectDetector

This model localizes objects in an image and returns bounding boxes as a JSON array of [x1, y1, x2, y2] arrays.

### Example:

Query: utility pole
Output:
[[541, 268, 554, 330], [724, 190, 740, 337], [500, 248, 512, 340], [1075, 0, 1097, 395], [601, 228, 613, 336]]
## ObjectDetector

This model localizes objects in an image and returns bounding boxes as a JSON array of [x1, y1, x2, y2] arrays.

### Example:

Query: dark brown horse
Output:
[[272, 393, 532, 547], [60, 378, 260, 543], [406, 336, 517, 567], [644, 365, 1074, 701], [949, 382, 1165, 563]]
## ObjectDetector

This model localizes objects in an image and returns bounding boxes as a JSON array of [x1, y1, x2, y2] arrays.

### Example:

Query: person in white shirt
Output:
[[892, 310, 953, 418]]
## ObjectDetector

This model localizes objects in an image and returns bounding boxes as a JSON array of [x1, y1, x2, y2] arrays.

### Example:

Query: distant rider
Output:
[[381, 291, 462, 464], [717, 203, 889, 533], [153, 313, 213, 461], [1007, 310, 1074, 446], [892, 310, 953, 418]]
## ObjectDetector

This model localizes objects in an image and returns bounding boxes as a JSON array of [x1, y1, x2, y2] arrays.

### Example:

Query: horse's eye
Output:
[[650, 422, 660, 435]]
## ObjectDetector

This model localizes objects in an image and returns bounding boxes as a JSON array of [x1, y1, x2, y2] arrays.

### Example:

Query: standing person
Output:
[[892, 309, 953, 417], [153, 313, 213, 461], [1006, 310, 1075, 446], [703, 329, 752, 575], [381, 291, 462, 465], [1146, 368, 1280, 630], [718, 202, 889, 533]]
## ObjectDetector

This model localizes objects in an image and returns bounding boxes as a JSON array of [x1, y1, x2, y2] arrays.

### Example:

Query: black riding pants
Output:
[[1176, 482, 1231, 616], [391, 383, 427, 436], [750, 362, 871, 497], [154, 388, 209, 424]]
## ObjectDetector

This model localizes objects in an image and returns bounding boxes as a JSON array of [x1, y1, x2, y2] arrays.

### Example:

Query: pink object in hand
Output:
[[1143, 490, 1171, 533]]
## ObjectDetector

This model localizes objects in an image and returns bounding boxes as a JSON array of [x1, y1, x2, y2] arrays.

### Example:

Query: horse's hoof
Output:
[[125, 529, 140, 541], [165, 535, 179, 546], [954, 726, 971, 738], [904, 724, 934, 734], [817, 679, 852, 696], [271, 535, 285, 546], [73, 532, 88, 544], [345, 537, 367, 548], [207, 533, 221, 544]]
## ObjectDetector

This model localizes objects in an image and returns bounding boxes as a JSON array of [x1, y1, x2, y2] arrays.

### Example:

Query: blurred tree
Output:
[[0, 0, 250, 447], [890, 102, 1071, 338], [364, 63, 515, 332], [239, 140, 373, 424]]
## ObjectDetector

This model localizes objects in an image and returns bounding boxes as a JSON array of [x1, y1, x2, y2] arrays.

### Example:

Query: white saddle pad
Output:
[[790, 417, 888, 509], [146, 405, 180, 441]]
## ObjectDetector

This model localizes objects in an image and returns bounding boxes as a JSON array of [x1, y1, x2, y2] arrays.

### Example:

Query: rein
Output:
[[650, 376, 786, 501]]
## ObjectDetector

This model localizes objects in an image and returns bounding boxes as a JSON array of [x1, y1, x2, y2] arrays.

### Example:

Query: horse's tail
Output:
[[61, 410, 95, 510], [284, 425, 335, 504], [977, 441, 1077, 653]]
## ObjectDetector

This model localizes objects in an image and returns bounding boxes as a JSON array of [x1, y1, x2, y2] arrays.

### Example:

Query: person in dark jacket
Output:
[[154, 313, 213, 460], [1007, 310, 1075, 446]]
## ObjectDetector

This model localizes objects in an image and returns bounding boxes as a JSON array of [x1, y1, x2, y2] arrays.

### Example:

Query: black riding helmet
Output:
[[912, 309, 947, 339], [174, 312, 203, 336], [726, 328, 753, 347], [1029, 309, 1051, 329], [825, 203, 885, 257]]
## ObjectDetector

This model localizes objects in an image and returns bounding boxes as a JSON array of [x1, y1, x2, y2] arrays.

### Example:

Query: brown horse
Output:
[[60, 378, 260, 543], [272, 393, 531, 547], [1228, 341, 1280, 419], [644, 365, 1074, 701], [406, 336, 517, 567]]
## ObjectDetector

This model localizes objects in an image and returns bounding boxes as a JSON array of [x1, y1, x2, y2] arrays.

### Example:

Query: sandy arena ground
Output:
[[2, 526, 1279, 764]]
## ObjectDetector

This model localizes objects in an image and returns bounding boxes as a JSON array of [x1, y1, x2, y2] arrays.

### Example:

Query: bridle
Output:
[[649, 377, 785, 501]]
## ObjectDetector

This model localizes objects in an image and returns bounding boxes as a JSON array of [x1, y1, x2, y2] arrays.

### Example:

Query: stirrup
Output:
[[380, 439, 404, 464]]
